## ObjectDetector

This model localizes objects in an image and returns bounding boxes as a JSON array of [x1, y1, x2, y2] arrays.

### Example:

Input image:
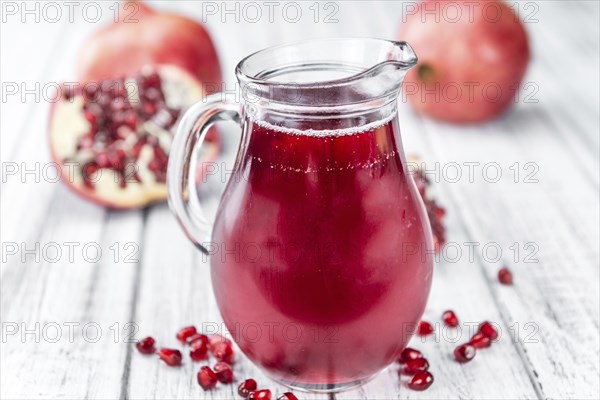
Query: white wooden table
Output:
[[1, 1, 599, 399]]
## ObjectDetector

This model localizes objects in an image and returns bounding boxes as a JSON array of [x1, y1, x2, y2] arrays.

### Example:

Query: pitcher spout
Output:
[[354, 40, 418, 99], [236, 38, 418, 108]]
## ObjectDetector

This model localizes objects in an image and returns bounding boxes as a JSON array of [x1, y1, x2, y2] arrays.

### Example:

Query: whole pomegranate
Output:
[[49, 65, 219, 208], [77, 0, 221, 89], [399, 0, 530, 123]]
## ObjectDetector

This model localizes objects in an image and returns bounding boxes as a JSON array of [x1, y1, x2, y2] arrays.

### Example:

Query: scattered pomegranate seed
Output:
[[417, 321, 434, 336], [213, 361, 233, 383], [498, 267, 513, 285], [399, 347, 423, 364], [400, 358, 430, 375], [277, 393, 298, 400], [176, 326, 197, 343], [238, 379, 258, 398], [249, 390, 272, 400], [190, 338, 209, 361], [479, 321, 499, 340], [187, 333, 209, 346], [213, 341, 235, 364], [454, 343, 476, 363], [197, 366, 218, 391], [442, 310, 459, 327], [408, 370, 434, 391], [158, 348, 182, 366], [469, 332, 491, 349], [209, 334, 232, 350], [135, 336, 156, 354]]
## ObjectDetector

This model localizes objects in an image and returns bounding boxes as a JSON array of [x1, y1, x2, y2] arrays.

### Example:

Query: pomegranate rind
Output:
[[76, 0, 222, 88]]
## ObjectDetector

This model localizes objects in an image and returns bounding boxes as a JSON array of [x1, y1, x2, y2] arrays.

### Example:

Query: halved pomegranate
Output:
[[49, 65, 219, 208], [408, 155, 447, 252]]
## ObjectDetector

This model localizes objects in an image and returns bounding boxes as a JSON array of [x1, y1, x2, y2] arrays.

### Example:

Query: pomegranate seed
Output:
[[84, 110, 97, 125], [153, 144, 168, 162], [498, 267, 513, 285], [213, 361, 233, 383], [132, 139, 146, 158], [436, 207, 446, 219], [187, 333, 209, 346], [96, 152, 111, 168], [454, 343, 476, 363], [213, 341, 235, 364], [442, 310, 459, 327], [143, 71, 161, 88], [110, 101, 128, 112], [197, 366, 218, 391], [78, 136, 95, 151], [82, 161, 99, 178], [117, 173, 127, 188], [400, 358, 430, 375], [190, 339, 208, 361], [110, 82, 128, 98], [469, 332, 491, 349], [135, 336, 155, 354], [238, 379, 258, 398], [158, 348, 182, 366], [143, 102, 157, 116], [417, 321, 434, 336], [398, 347, 423, 364], [277, 393, 298, 400], [126, 112, 137, 127], [148, 158, 162, 172], [107, 148, 127, 169], [176, 326, 197, 343], [144, 87, 162, 102], [479, 321, 499, 340], [84, 84, 99, 100], [408, 370, 434, 391], [249, 390, 272, 400], [209, 334, 231, 349]]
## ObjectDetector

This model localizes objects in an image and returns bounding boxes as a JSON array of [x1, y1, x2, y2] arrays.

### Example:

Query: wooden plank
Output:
[[0, 193, 143, 399], [415, 105, 600, 398], [528, 2, 600, 170]]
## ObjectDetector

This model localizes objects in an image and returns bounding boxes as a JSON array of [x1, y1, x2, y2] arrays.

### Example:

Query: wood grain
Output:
[[1, 1, 599, 399]]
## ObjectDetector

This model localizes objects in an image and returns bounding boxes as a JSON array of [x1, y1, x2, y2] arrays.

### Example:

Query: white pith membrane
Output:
[[50, 65, 213, 208]]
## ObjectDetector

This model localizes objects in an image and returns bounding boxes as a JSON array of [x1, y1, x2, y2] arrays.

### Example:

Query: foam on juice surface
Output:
[[248, 112, 400, 174], [250, 111, 397, 137]]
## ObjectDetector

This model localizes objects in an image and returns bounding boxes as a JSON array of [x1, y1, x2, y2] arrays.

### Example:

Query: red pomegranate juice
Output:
[[211, 114, 433, 387]]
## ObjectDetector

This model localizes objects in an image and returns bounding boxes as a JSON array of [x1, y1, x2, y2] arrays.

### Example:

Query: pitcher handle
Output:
[[167, 94, 240, 254]]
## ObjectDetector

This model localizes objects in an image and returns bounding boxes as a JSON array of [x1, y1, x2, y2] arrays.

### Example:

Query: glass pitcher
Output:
[[168, 38, 433, 393]]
